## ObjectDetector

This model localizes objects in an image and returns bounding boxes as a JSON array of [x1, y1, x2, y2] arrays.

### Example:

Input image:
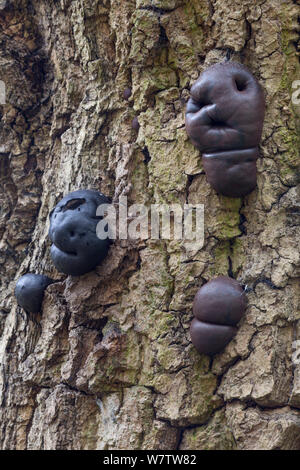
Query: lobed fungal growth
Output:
[[190, 276, 247, 355], [49, 189, 111, 276], [185, 62, 265, 198]]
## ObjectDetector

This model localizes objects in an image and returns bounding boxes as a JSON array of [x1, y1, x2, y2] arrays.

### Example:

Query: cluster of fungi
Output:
[[15, 61, 265, 356]]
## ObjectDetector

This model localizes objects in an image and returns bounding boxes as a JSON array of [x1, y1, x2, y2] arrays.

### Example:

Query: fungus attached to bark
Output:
[[190, 276, 246, 355], [15, 273, 53, 313], [132, 116, 140, 131], [185, 62, 265, 197], [123, 87, 132, 100], [49, 189, 111, 276]]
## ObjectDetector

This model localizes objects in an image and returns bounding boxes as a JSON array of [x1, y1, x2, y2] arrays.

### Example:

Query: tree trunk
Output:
[[0, 0, 299, 450]]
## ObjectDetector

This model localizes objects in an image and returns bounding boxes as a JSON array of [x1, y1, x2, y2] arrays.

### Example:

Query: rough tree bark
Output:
[[0, 0, 299, 450]]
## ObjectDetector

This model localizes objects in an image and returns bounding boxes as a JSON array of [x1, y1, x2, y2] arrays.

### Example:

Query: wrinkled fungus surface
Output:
[[185, 62, 265, 197]]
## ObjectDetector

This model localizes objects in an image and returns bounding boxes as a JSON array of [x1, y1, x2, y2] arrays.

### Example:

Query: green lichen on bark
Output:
[[0, 0, 299, 450]]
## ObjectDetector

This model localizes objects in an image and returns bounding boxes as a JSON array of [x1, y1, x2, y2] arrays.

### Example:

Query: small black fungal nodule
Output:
[[190, 276, 247, 355], [185, 62, 265, 197], [132, 116, 140, 131], [123, 87, 132, 100], [49, 189, 110, 276], [15, 273, 53, 313]]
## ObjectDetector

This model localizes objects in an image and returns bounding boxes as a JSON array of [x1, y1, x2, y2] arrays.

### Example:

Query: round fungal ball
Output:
[[15, 273, 53, 313], [193, 276, 246, 326]]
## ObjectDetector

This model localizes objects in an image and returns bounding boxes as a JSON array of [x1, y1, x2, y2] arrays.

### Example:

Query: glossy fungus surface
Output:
[[15, 273, 53, 313], [185, 62, 265, 197], [49, 189, 110, 276], [190, 276, 246, 355]]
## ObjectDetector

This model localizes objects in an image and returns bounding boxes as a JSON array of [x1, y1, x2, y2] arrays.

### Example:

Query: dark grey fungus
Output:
[[15, 273, 53, 313], [132, 116, 140, 131], [123, 87, 132, 100], [49, 189, 111, 276]]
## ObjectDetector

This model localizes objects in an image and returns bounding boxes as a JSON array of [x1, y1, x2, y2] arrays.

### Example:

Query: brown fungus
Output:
[[185, 62, 265, 197], [190, 276, 247, 355]]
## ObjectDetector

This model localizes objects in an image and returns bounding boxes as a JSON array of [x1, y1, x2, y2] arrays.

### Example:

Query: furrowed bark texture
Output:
[[0, 0, 299, 450]]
